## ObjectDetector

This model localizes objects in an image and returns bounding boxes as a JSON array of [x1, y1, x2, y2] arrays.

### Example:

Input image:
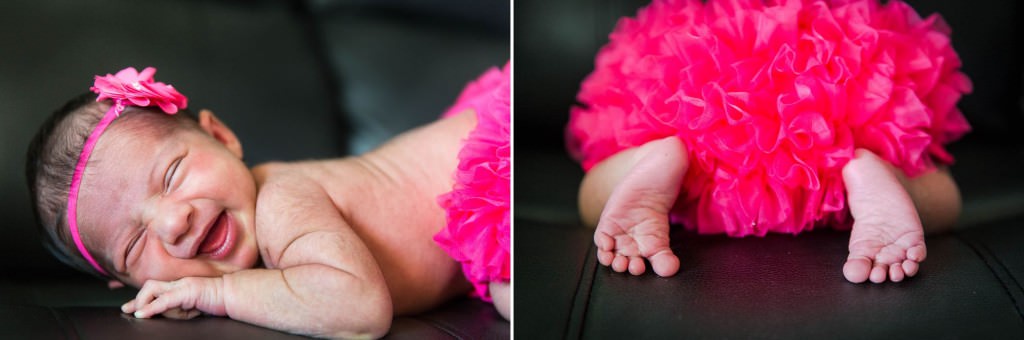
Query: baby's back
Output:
[[254, 110, 477, 315]]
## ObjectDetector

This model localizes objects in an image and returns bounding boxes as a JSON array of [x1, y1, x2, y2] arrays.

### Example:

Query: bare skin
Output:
[[579, 136, 961, 282], [584, 136, 686, 277], [489, 282, 510, 320], [263, 109, 479, 316], [80, 107, 506, 337]]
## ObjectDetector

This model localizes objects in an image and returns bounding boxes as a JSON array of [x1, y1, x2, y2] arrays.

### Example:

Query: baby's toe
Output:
[[908, 244, 927, 262], [843, 256, 871, 283], [628, 256, 646, 276], [649, 250, 680, 277], [869, 263, 888, 283], [594, 232, 614, 251], [902, 260, 920, 277], [612, 254, 629, 272], [889, 263, 905, 282], [597, 249, 614, 266]]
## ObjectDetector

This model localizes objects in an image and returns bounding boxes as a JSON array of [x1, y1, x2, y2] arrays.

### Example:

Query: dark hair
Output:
[[25, 92, 197, 277]]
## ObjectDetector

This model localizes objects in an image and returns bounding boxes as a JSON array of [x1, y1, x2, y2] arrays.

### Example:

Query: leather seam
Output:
[[982, 242, 1024, 302], [955, 234, 1024, 322], [564, 242, 596, 339], [563, 244, 585, 339], [580, 246, 597, 338]]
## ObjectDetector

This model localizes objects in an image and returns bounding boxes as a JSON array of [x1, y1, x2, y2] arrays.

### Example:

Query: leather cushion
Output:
[[516, 217, 1024, 338]]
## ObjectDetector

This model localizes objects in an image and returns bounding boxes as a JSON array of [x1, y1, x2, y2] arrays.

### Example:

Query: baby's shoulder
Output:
[[252, 161, 328, 202], [251, 159, 368, 210], [249, 160, 363, 266]]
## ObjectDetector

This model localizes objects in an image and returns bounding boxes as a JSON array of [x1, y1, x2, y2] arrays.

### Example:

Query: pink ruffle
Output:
[[436, 62, 511, 301], [567, 0, 971, 236]]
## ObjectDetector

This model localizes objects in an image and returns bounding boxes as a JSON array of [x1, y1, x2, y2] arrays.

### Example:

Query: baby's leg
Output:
[[898, 165, 961, 234], [842, 149, 928, 283], [489, 281, 510, 320], [579, 136, 687, 277]]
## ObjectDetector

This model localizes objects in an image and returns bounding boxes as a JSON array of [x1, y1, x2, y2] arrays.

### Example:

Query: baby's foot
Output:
[[594, 137, 686, 277], [841, 149, 927, 283], [844, 218, 926, 283]]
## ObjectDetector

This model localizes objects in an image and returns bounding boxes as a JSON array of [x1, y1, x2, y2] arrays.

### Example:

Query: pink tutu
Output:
[[567, 0, 971, 236], [436, 62, 511, 301]]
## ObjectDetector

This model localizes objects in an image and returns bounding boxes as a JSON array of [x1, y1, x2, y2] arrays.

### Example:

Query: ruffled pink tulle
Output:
[[436, 62, 511, 301], [567, 0, 971, 236]]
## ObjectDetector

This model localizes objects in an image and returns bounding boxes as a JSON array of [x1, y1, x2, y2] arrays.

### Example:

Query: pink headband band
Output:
[[67, 67, 188, 276]]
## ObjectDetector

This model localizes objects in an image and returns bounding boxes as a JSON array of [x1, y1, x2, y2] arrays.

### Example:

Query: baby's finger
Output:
[[135, 297, 169, 319], [121, 299, 137, 314], [136, 287, 187, 319], [133, 280, 168, 312]]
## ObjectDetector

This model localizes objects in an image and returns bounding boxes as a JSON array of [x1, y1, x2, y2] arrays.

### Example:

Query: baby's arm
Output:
[[124, 171, 391, 338]]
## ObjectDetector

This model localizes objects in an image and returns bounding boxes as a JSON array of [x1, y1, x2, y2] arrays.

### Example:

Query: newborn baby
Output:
[[26, 65, 510, 338]]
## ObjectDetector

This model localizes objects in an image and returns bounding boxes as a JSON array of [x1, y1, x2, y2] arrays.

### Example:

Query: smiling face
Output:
[[74, 109, 259, 287]]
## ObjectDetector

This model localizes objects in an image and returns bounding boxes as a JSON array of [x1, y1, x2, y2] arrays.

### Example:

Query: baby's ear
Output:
[[198, 109, 244, 159], [107, 280, 125, 290]]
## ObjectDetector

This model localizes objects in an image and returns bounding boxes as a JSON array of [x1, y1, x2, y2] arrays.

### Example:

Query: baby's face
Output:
[[75, 114, 259, 287]]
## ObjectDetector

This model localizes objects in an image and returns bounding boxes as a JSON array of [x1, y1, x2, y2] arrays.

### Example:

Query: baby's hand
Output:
[[121, 277, 226, 319]]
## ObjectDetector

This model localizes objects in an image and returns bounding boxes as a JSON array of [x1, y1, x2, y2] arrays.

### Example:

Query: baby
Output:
[[568, 0, 969, 283], [26, 65, 510, 338]]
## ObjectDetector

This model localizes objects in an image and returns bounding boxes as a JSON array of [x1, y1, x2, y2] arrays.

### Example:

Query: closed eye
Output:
[[164, 157, 183, 194], [123, 228, 145, 274]]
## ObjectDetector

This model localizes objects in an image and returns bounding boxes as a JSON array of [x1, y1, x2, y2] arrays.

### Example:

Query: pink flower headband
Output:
[[68, 67, 187, 276]]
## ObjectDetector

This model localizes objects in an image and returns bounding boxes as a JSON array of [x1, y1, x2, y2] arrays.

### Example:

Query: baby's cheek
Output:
[[132, 259, 193, 284]]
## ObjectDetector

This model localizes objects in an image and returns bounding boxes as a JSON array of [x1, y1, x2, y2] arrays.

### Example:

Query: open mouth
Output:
[[198, 211, 233, 259]]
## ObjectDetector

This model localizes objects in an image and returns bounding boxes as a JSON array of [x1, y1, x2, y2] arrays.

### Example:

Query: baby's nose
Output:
[[152, 201, 195, 258]]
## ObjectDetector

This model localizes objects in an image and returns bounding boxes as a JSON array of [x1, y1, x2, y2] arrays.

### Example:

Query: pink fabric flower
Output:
[[567, 0, 971, 236], [90, 67, 187, 114]]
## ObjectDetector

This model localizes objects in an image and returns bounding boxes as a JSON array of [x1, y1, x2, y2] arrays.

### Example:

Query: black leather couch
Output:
[[515, 0, 1024, 338], [0, 0, 509, 338]]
